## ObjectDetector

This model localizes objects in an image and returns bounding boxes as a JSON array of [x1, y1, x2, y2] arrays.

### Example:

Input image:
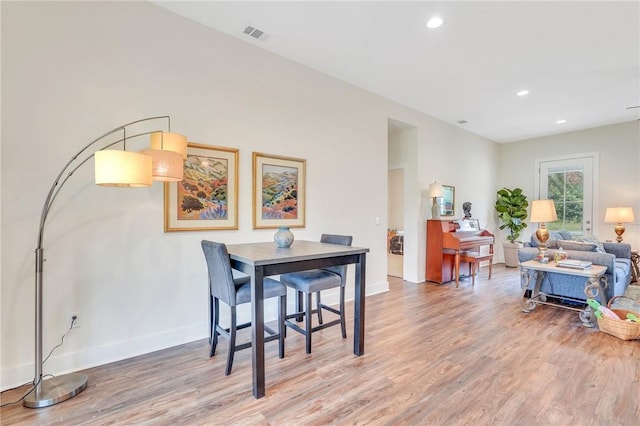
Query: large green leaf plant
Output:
[[495, 187, 529, 243]]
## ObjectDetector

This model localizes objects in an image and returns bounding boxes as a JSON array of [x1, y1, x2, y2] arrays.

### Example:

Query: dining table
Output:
[[226, 239, 369, 398]]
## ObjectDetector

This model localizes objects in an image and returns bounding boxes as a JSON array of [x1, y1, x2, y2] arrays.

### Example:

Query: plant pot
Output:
[[503, 241, 523, 268]]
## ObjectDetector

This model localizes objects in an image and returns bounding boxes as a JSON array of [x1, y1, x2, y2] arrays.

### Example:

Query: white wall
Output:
[[387, 169, 404, 231], [1, 1, 503, 389], [499, 121, 640, 249]]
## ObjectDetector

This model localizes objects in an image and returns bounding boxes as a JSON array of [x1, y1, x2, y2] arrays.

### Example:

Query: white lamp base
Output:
[[431, 199, 440, 219]]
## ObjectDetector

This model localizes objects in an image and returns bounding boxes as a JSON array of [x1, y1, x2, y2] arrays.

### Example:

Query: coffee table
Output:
[[520, 260, 608, 327]]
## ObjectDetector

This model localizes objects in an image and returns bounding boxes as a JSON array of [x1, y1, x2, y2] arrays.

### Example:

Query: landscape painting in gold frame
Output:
[[253, 152, 306, 229], [164, 143, 238, 232]]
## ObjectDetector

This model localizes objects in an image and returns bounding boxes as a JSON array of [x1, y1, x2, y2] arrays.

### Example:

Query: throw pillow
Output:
[[556, 240, 598, 252], [558, 230, 574, 240], [576, 236, 606, 253]]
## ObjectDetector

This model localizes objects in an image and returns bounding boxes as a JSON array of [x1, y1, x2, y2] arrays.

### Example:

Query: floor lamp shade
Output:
[[94, 150, 152, 187], [150, 131, 188, 159], [140, 148, 184, 181]]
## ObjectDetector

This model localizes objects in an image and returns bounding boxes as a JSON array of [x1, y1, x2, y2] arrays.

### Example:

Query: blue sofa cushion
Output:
[[556, 240, 598, 252], [575, 235, 606, 253]]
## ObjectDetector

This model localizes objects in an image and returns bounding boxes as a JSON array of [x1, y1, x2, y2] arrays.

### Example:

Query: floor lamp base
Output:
[[23, 373, 88, 408]]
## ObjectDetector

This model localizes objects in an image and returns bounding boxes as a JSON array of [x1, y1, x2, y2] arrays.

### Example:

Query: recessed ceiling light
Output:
[[556, 119, 566, 124], [426, 17, 443, 29], [516, 90, 529, 96]]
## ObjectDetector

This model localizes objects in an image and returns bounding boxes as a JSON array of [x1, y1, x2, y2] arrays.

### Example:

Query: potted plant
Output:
[[495, 187, 528, 267]]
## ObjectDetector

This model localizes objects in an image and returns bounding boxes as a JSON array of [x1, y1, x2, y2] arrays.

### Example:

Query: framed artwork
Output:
[[253, 152, 306, 229], [164, 143, 238, 232], [440, 185, 455, 216]]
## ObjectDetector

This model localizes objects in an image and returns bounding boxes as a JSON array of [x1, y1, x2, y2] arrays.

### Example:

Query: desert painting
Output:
[[178, 155, 228, 221], [261, 164, 298, 220]]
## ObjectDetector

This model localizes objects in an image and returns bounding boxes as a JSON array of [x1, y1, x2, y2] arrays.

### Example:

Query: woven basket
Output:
[[597, 297, 640, 340]]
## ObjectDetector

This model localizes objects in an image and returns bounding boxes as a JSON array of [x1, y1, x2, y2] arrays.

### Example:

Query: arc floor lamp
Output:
[[24, 116, 187, 408]]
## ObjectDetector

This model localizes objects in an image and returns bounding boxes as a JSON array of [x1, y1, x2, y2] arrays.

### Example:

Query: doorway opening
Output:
[[388, 168, 404, 278], [388, 118, 418, 282], [536, 153, 598, 237]]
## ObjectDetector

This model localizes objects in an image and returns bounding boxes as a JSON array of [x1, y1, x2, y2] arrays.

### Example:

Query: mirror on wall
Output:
[[440, 185, 455, 216]]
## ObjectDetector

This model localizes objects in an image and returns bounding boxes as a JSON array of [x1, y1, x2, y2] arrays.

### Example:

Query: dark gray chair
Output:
[[201, 240, 286, 375], [279, 234, 353, 353]]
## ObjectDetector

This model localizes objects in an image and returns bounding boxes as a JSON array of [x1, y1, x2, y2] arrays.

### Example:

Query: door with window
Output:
[[536, 154, 598, 237]]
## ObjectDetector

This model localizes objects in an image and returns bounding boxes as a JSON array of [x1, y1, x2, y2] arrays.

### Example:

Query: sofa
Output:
[[518, 230, 633, 303]]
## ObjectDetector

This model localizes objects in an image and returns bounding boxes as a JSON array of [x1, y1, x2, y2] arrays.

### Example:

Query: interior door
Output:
[[536, 154, 598, 237]]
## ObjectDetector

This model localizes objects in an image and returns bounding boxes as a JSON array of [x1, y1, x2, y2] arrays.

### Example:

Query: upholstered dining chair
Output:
[[201, 240, 286, 375], [279, 234, 353, 353]]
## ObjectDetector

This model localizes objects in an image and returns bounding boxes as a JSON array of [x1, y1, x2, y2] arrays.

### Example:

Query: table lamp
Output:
[[530, 199, 558, 255], [428, 181, 444, 219], [604, 207, 635, 242]]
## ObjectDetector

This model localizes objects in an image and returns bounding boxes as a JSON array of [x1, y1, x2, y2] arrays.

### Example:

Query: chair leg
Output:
[[225, 306, 237, 376], [296, 290, 304, 322], [316, 291, 324, 324], [210, 298, 220, 357], [488, 259, 493, 279], [340, 286, 347, 339], [279, 294, 286, 359], [305, 292, 313, 354], [208, 292, 213, 345], [471, 261, 476, 286]]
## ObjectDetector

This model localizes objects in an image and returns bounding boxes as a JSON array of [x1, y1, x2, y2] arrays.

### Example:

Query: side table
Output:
[[631, 250, 639, 283], [520, 260, 608, 327]]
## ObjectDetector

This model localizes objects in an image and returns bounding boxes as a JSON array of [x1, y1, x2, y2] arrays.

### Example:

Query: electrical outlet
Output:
[[71, 313, 80, 328]]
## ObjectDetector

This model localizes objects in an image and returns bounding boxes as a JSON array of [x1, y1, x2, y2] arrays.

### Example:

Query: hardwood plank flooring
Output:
[[2, 264, 639, 425]]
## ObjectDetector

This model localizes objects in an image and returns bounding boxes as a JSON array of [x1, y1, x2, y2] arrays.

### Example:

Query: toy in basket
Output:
[[588, 298, 640, 340]]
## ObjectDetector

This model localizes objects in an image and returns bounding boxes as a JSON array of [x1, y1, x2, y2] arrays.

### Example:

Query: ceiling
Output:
[[153, 1, 640, 143]]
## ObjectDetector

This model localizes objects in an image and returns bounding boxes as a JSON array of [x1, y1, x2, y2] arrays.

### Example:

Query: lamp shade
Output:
[[95, 150, 152, 187], [604, 207, 635, 223], [530, 199, 557, 222], [140, 148, 184, 182], [150, 132, 188, 159], [428, 182, 444, 198]]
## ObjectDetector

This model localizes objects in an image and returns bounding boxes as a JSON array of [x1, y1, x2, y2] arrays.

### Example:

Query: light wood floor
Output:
[[2, 264, 639, 425]]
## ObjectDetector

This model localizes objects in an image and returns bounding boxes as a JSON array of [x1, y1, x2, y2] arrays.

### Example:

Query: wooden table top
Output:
[[520, 259, 607, 277], [226, 240, 369, 266]]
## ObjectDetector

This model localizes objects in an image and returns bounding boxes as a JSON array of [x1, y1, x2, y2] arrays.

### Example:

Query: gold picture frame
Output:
[[164, 143, 238, 232], [440, 185, 455, 217], [253, 152, 306, 229]]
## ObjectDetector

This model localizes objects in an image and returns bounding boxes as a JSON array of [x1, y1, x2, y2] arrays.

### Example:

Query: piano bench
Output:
[[458, 251, 493, 286]]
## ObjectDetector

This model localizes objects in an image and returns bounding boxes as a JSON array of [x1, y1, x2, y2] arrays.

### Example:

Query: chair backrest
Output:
[[201, 240, 237, 306], [321, 234, 353, 287]]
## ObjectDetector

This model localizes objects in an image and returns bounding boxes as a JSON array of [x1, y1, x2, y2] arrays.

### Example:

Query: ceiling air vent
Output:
[[243, 26, 268, 41]]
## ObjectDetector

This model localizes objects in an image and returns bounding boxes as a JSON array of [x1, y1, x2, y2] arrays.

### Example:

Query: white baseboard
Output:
[[1, 322, 205, 391], [1, 280, 389, 392]]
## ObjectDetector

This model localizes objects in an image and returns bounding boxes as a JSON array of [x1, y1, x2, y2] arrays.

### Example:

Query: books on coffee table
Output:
[[556, 259, 592, 269]]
